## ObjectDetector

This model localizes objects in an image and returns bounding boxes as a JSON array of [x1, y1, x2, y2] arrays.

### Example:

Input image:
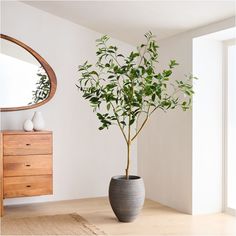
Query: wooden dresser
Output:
[[0, 131, 53, 216]]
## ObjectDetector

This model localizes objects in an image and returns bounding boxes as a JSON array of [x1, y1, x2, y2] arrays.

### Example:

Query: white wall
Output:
[[1, 1, 137, 205], [138, 17, 235, 214]]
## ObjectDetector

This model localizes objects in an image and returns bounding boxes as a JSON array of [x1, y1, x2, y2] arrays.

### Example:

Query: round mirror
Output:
[[0, 34, 57, 111]]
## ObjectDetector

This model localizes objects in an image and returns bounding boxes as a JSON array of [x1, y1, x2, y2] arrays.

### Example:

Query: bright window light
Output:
[[227, 43, 236, 210]]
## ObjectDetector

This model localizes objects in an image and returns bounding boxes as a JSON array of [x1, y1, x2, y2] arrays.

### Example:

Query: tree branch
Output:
[[137, 36, 151, 67], [149, 104, 161, 117], [131, 116, 148, 141], [131, 105, 150, 141], [110, 102, 128, 143]]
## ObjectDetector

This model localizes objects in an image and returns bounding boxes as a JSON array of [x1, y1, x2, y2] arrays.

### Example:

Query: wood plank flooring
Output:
[[1, 197, 236, 235]]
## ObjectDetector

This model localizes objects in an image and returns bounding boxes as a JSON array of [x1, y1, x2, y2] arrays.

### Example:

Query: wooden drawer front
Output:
[[4, 155, 52, 177], [4, 175, 52, 198], [3, 134, 52, 156]]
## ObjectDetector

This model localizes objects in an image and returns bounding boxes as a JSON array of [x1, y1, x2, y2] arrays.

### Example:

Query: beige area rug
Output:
[[1, 213, 106, 235]]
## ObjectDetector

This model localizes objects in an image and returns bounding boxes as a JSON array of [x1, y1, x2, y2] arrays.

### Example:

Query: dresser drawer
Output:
[[4, 155, 52, 177], [3, 134, 52, 156], [4, 175, 52, 198]]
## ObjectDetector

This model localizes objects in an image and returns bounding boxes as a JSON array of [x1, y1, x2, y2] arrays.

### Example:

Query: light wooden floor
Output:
[[1, 197, 236, 235]]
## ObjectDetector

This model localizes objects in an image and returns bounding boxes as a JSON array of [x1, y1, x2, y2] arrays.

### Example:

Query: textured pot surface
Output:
[[109, 175, 145, 222]]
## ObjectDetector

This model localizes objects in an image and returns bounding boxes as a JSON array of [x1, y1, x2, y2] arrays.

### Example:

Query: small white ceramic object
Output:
[[32, 111, 45, 131], [23, 119, 34, 132]]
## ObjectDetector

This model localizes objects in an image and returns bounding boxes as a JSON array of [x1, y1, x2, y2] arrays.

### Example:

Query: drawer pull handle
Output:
[[26, 185, 31, 188], [25, 164, 31, 167], [26, 143, 31, 146]]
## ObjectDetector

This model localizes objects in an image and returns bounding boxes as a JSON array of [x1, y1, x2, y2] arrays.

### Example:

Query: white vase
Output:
[[23, 119, 34, 132], [32, 111, 45, 131]]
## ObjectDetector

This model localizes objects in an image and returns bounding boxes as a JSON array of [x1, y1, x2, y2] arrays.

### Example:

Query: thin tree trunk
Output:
[[125, 141, 131, 179]]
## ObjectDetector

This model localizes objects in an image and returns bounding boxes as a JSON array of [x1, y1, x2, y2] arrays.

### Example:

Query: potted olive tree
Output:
[[77, 32, 195, 222]]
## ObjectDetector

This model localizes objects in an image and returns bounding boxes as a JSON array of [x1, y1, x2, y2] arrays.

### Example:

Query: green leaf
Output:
[[151, 94, 156, 102], [163, 70, 172, 77], [169, 60, 179, 69], [129, 119, 135, 126]]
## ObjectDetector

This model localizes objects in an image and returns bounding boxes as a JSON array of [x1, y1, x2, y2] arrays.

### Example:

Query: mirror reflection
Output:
[[0, 38, 50, 108]]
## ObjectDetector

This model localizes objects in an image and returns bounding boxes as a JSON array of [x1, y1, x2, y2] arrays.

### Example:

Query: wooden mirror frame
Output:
[[0, 34, 57, 112]]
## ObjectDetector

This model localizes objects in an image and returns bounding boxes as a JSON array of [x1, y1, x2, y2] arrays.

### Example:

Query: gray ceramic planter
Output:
[[109, 175, 145, 222]]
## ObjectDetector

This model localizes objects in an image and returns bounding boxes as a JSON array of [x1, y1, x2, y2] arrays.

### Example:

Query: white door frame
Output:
[[223, 39, 236, 216]]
